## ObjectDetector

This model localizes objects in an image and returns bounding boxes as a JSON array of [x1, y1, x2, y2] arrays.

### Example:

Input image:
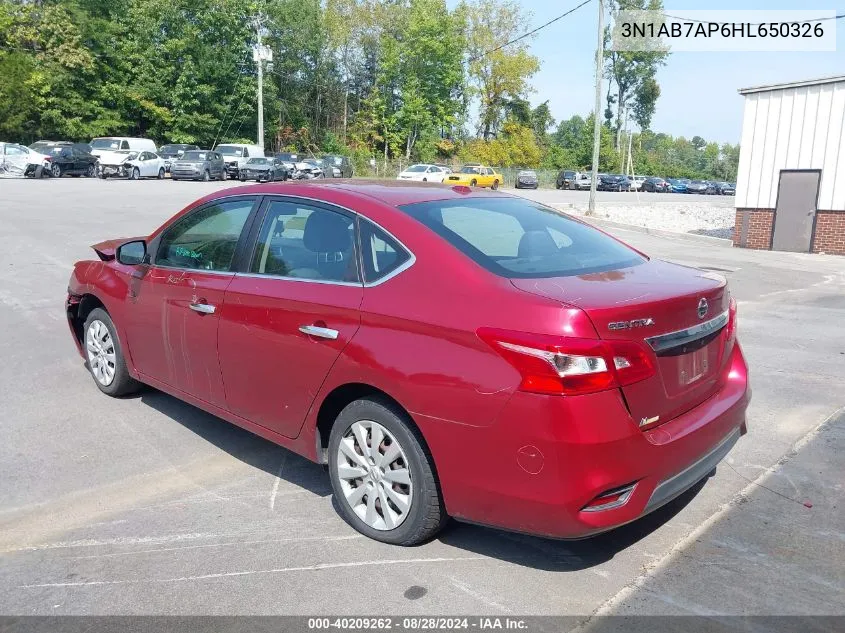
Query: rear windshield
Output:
[[400, 198, 644, 278]]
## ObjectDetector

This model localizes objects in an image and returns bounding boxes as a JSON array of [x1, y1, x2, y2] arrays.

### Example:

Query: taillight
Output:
[[478, 328, 655, 396], [725, 296, 738, 346]]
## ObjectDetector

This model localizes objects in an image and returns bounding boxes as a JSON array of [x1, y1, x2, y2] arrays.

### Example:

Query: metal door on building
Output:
[[772, 170, 821, 252]]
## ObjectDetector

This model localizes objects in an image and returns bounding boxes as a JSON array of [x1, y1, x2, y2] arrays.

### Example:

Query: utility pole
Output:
[[587, 0, 604, 216], [253, 16, 268, 150]]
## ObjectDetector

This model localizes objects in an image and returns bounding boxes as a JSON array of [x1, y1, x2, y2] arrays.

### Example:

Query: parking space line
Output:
[[20, 557, 487, 589], [64, 534, 363, 560], [269, 453, 288, 510]]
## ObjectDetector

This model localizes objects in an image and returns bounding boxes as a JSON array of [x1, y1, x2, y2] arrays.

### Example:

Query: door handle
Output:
[[299, 325, 339, 340], [189, 302, 216, 314]]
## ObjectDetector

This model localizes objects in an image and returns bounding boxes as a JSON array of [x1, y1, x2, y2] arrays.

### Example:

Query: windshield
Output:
[[160, 145, 190, 154], [91, 138, 122, 150], [276, 153, 297, 160], [216, 145, 245, 157], [304, 158, 321, 165], [518, 171, 536, 176], [182, 151, 207, 160], [459, 166, 482, 174], [247, 158, 269, 165], [30, 142, 61, 152], [406, 165, 428, 173], [400, 198, 644, 279]]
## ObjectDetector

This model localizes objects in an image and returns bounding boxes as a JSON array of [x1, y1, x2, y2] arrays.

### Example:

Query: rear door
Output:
[[218, 197, 363, 439], [123, 196, 259, 407]]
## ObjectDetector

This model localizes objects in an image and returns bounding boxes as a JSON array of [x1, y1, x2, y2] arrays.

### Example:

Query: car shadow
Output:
[[138, 388, 332, 498], [134, 383, 711, 570]]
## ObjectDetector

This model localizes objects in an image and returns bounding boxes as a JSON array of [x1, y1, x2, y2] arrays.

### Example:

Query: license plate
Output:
[[679, 347, 710, 386]]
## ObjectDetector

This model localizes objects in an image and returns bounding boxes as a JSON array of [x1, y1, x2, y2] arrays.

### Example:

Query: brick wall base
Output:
[[734, 208, 775, 249], [734, 208, 845, 255], [812, 212, 845, 255]]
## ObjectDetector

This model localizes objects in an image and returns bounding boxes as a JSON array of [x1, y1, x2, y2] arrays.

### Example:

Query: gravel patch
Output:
[[559, 201, 736, 240]]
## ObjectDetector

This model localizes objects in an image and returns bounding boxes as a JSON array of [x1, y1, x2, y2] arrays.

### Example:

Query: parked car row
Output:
[[555, 169, 735, 195], [1, 135, 355, 182]]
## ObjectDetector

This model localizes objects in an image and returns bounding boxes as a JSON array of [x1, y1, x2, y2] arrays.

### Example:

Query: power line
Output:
[[211, 72, 245, 149], [659, 12, 845, 27], [468, 0, 594, 63]]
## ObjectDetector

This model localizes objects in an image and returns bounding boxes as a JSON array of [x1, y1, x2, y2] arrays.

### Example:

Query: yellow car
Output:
[[445, 164, 501, 189]]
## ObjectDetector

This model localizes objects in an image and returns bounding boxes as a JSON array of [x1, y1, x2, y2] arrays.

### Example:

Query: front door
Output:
[[773, 170, 821, 253], [123, 196, 258, 407], [218, 197, 363, 438]]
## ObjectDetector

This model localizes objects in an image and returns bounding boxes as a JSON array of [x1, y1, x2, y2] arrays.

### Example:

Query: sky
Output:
[[455, 0, 845, 144]]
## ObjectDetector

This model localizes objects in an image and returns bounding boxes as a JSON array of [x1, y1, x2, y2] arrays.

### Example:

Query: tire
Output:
[[239, 175, 247, 182], [52, 163, 63, 178], [422, 177, 427, 182], [328, 398, 447, 546], [218, 170, 225, 181], [82, 308, 141, 397], [157, 167, 165, 179], [469, 179, 477, 187], [491, 179, 499, 190], [202, 170, 210, 182], [130, 167, 140, 180], [86, 164, 96, 178]]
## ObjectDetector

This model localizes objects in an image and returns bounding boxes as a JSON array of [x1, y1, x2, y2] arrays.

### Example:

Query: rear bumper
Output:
[[420, 342, 750, 539]]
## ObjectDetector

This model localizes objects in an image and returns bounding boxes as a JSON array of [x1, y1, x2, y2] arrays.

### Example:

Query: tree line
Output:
[[0, 0, 738, 181]]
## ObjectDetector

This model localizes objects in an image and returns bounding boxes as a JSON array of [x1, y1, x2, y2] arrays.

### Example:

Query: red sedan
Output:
[[66, 182, 750, 545]]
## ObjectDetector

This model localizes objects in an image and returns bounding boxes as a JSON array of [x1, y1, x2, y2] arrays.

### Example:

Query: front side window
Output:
[[121, 141, 130, 150], [360, 220, 411, 283], [250, 200, 359, 283], [400, 198, 644, 279], [156, 198, 255, 271]]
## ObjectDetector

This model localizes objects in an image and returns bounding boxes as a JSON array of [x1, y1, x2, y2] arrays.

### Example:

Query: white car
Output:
[[0, 142, 50, 177], [89, 137, 157, 160], [397, 164, 450, 183], [630, 176, 647, 191], [571, 173, 592, 190], [98, 150, 165, 179]]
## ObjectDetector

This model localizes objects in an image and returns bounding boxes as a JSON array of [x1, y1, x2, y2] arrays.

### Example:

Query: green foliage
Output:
[[0, 0, 735, 182]]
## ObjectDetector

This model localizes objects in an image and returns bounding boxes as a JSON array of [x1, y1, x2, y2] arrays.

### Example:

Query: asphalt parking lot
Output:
[[1, 178, 843, 619]]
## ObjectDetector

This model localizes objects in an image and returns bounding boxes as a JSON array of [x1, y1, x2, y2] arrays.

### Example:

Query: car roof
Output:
[[201, 179, 509, 207]]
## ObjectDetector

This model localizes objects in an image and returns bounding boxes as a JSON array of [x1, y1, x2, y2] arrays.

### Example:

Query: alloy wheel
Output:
[[86, 320, 116, 386], [335, 420, 413, 531]]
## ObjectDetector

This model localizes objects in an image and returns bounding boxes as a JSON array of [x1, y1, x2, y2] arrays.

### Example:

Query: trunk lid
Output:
[[511, 259, 730, 427]]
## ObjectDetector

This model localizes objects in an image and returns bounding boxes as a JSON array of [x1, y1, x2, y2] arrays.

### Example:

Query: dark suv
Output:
[[556, 169, 577, 189]]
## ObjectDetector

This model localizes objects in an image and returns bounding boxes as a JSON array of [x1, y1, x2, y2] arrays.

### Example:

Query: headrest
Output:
[[303, 211, 351, 253], [518, 230, 558, 258]]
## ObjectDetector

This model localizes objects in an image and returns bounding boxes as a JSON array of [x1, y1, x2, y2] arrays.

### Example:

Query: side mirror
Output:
[[117, 240, 147, 265]]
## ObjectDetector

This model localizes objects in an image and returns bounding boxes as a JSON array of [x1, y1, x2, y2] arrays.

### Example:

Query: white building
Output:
[[734, 75, 845, 254]]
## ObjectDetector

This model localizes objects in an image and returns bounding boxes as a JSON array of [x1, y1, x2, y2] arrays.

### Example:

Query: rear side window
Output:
[[250, 201, 359, 283], [359, 219, 411, 283], [399, 198, 644, 278]]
